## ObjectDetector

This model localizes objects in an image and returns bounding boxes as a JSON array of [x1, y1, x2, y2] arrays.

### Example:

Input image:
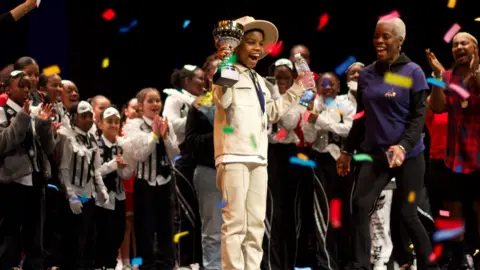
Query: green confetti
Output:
[[250, 134, 257, 149], [353, 153, 373, 162], [222, 126, 234, 134]]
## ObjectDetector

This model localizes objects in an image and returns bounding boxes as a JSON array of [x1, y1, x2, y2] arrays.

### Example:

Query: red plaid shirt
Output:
[[443, 69, 480, 173]]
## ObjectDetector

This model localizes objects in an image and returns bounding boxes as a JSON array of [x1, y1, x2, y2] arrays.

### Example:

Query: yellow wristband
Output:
[[152, 133, 159, 140]]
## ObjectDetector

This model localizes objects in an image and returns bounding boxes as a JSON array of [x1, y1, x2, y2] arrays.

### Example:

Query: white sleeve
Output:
[[279, 107, 302, 131], [162, 96, 186, 136], [314, 103, 354, 137], [163, 121, 180, 161], [93, 150, 107, 193], [302, 123, 318, 143]]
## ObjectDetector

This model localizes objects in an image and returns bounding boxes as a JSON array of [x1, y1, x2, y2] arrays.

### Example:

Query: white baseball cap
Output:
[[102, 107, 120, 119], [77, 101, 94, 115]]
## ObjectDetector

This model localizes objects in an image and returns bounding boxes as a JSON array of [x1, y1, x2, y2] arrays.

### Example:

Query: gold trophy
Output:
[[213, 20, 244, 87]]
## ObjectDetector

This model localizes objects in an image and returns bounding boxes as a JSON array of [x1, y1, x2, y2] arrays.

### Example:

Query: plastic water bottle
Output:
[[294, 53, 316, 89]]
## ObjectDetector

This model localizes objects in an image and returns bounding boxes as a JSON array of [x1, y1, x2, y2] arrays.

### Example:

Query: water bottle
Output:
[[294, 53, 316, 89]]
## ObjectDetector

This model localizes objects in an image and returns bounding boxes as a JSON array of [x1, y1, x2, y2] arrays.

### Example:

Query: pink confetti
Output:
[[275, 128, 288, 140], [304, 110, 312, 122], [352, 111, 365, 120], [439, 210, 450, 217], [449, 83, 470, 99], [265, 41, 283, 57], [429, 244, 444, 262], [330, 199, 342, 229], [443, 23, 461, 43], [379, 10, 400, 21]]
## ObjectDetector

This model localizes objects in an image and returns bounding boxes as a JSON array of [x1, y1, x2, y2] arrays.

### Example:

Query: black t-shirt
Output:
[[0, 12, 15, 34]]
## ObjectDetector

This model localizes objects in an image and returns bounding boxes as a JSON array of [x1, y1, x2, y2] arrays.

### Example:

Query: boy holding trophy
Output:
[[213, 16, 307, 270]]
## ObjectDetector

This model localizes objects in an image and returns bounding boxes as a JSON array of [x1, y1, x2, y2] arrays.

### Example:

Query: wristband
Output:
[[398, 145, 406, 154]]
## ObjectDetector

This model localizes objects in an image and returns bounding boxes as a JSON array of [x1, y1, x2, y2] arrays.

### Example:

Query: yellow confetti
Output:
[[173, 231, 189, 243], [408, 191, 416, 203], [384, 72, 413, 89], [297, 153, 308, 160], [102, 58, 110, 68], [474, 249, 479, 256], [409, 244, 414, 249], [475, 17, 480, 22], [198, 91, 213, 107], [447, 0, 456, 8], [42, 65, 61, 76]]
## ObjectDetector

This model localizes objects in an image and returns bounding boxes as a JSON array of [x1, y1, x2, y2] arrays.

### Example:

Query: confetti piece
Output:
[[222, 126, 234, 134], [384, 72, 413, 88], [439, 210, 450, 217], [265, 41, 283, 57], [409, 244, 414, 249], [335, 56, 357, 76], [73, 196, 89, 203], [102, 58, 110, 69], [183, 20, 191, 29], [289, 157, 317, 168], [47, 184, 59, 191], [435, 218, 464, 230], [173, 155, 182, 164], [449, 83, 471, 99], [102, 8, 116, 21], [455, 164, 463, 173], [119, 20, 138, 34], [429, 244, 443, 262], [297, 153, 309, 160], [173, 231, 189, 243], [250, 134, 257, 149], [131, 257, 143, 266], [447, 0, 457, 8], [330, 199, 342, 229], [43, 65, 61, 76], [379, 10, 400, 21], [474, 249, 479, 256], [433, 226, 465, 242], [427, 78, 446, 88], [217, 201, 227, 208], [352, 153, 373, 162], [408, 191, 416, 203], [475, 18, 480, 22], [275, 128, 288, 141], [444, 23, 461, 43], [352, 111, 365, 120], [317, 13, 329, 31]]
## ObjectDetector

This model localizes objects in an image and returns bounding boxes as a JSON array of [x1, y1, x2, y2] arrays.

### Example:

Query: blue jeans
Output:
[[193, 165, 222, 270]]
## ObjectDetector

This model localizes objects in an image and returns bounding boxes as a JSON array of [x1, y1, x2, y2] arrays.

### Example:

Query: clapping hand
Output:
[[115, 155, 128, 169], [425, 49, 445, 77], [37, 103, 53, 120], [152, 116, 169, 139]]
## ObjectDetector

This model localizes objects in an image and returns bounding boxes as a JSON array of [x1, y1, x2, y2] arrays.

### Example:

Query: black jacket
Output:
[[185, 107, 215, 169]]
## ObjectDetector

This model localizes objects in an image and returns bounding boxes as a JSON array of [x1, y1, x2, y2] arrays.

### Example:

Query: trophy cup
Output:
[[213, 20, 244, 87]]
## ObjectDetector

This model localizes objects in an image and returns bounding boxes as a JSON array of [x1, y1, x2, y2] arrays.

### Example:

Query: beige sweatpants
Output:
[[216, 162, 268, 270]]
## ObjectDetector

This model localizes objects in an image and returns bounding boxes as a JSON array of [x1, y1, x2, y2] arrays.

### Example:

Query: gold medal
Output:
[[461, 100, 468, 108]]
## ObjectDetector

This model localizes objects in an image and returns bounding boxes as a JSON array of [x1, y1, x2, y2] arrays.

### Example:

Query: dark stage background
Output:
[[1, 0, 479, 107]]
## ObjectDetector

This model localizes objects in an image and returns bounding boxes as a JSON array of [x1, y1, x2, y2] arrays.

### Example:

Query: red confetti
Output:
[[330, 199, 342, 229], [429, 244, 443, 262], [317, 13, 329, 31], [435, 218, 464, 230], [304, 110, 312, 122], [102, 8, 116, 21], [265, 41, 283, 57], [352, 111, 365, 120], [379, 10, 400, 21], [275, 128, 288, 141]]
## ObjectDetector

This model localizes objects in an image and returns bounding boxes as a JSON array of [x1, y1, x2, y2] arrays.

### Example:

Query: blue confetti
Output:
[[433, 226, 465, 242], [183, 20, 191, 29], [132, 257, 143, 266], [119, 19, 138, 34], [173, 155, 182, 164], [47, 184, 59, 191], [335, 56, 357, 76], [129, 20, 138, 27], [217, 201, 227, 208], [455, 165, 463, 173], [289, 157, 317, 168], [73, 196, 89, 203], [427, 78, 446, 88]]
